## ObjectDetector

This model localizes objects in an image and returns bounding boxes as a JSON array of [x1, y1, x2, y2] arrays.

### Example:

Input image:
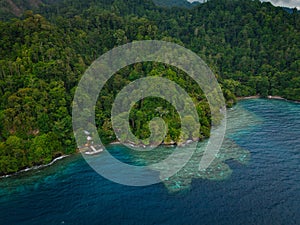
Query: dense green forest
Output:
[[152, 0, 200, 8], [0, 0, 299, 175]]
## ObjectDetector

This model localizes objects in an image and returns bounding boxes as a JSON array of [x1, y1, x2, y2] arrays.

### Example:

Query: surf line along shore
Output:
[[236, 95, 261, 100], [3, 95, 298, 178], [0, 155, 69, 179], [237, 95, 295, 101]]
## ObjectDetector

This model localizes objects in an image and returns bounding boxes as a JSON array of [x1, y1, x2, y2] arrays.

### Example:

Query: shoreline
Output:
[[0, 155, 69, 179], [236, 95, 260, 100], [237, 95, 299, 103], [2, 95, 299, 179]]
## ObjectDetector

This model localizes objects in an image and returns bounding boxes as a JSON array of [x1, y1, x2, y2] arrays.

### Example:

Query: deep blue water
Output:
[[0, 99, 299, 225]]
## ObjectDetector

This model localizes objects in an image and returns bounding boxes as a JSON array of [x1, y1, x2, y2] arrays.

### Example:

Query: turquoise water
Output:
[[0, 99, 299, 224]]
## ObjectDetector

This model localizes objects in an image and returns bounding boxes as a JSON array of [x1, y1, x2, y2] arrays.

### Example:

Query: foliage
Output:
[[153, 0, 200, 9], [0, 0, 299, 175]]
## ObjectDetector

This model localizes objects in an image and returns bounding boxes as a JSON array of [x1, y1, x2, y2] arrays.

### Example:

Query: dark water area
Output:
[[0, 99, 299, 225]]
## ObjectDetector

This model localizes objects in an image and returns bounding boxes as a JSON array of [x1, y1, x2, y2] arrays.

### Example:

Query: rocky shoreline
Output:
[[116, 137, 202, 149], [3, 95, 299, 179], [0, 155, 69, 179], [237, 95, 299, 103]]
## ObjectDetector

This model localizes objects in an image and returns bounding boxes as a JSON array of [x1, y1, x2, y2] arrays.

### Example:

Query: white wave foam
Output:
[[0, 155, 69, 179]]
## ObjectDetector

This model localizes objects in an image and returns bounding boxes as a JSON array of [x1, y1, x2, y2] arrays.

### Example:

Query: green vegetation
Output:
[[0, 0, 299, 175], [97, 64, 211, 146], [153, 0, 200, 9]]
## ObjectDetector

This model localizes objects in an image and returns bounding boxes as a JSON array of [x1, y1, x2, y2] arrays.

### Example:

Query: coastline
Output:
[[2, 95, 299, 179], [236, 95, 260, 100], [0, 155, 69, 179], [237, 95, 299, 103]]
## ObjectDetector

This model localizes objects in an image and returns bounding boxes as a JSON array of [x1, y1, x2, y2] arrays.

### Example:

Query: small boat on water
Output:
[[84, 145, 103, 155]]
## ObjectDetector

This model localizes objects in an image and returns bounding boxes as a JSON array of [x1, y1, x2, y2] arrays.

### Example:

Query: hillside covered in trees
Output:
[[0, 0, 299, 175]]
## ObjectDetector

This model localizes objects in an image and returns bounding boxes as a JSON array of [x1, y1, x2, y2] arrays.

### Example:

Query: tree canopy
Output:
[[0, 0, 299, 175]]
